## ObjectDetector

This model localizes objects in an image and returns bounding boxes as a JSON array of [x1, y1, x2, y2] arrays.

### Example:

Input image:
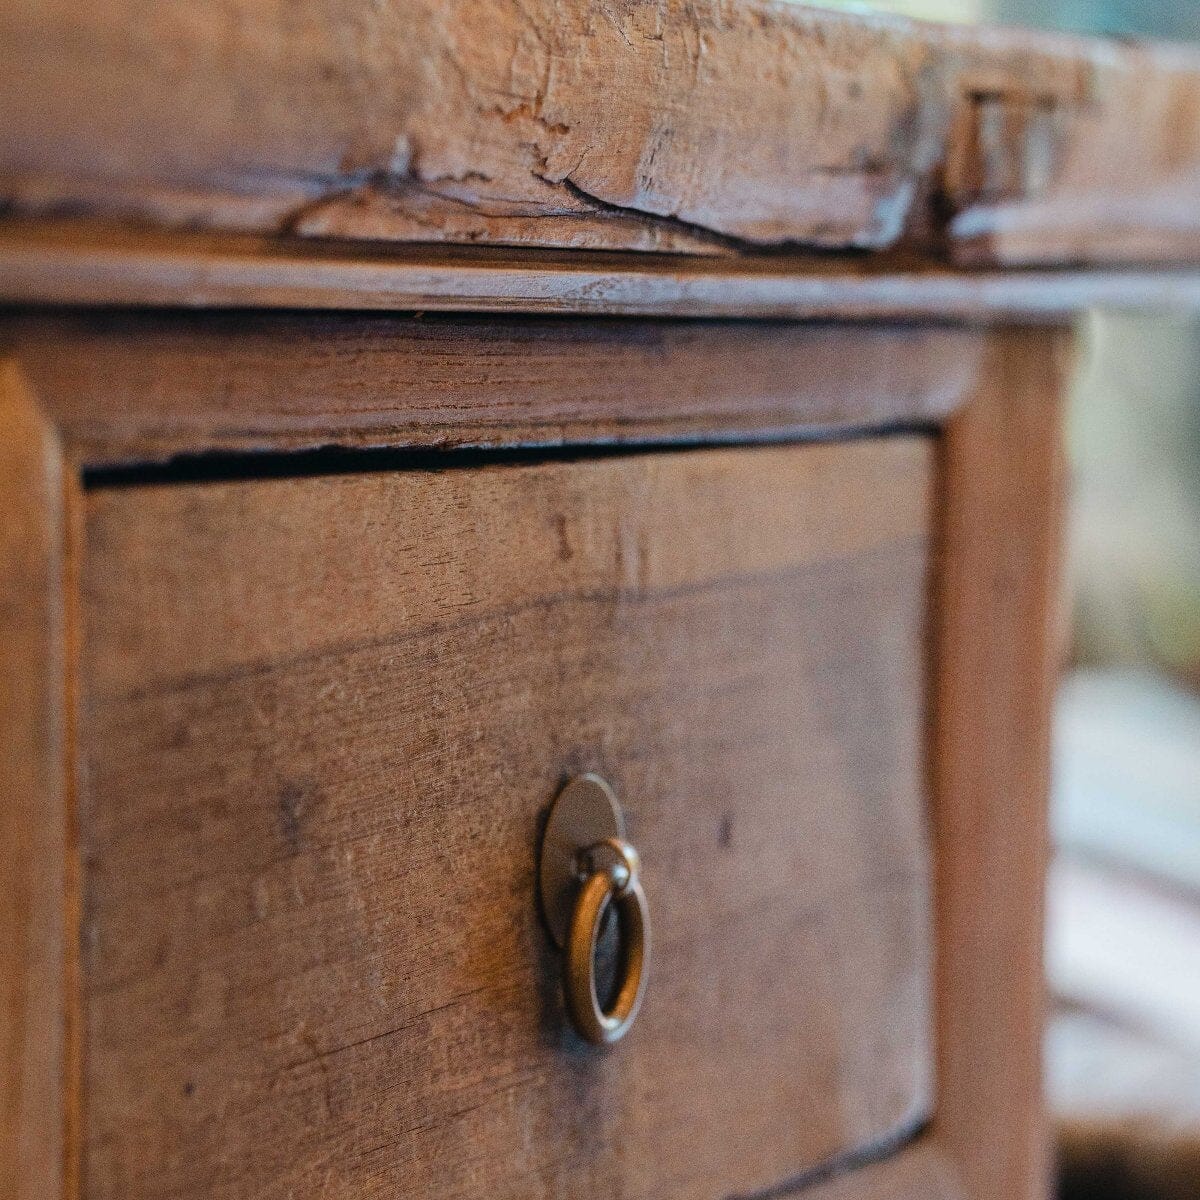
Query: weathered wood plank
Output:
[[948, 42, 1200, 267], [80, 439, 935, 1199], [1, 310, 975, 467], [2, 1, 1200, 264]]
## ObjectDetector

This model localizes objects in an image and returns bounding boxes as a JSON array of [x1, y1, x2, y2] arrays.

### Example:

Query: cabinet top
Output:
[[3, 0, 1200, 313]]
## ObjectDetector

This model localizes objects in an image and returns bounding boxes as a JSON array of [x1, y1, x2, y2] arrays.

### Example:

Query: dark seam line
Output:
[[725, 1116, 931, 1200], [82, 422, 938, 488]]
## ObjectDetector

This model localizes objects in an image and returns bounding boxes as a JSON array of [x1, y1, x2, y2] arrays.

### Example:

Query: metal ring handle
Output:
[[564, 837, 650, 1046]]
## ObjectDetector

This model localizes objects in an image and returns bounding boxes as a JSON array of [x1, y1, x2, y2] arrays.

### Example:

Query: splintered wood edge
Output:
[[3, 1, 1200, 267], [5, 222, 1200, 319]]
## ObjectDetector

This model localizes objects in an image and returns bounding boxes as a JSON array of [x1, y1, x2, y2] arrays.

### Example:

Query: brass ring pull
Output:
[[564, 837, 650, 1046]]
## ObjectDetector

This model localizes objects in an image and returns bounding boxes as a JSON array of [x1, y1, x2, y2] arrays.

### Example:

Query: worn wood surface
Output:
[[7, 221, 1200, 321], [931, 327, 1069, 1200], [0, 365, 70, 1200], [794, 1138, 964, 1200], [1, 310, 975, 467], [2, 2, 1200, 266], [80, 439, 935, 1199]]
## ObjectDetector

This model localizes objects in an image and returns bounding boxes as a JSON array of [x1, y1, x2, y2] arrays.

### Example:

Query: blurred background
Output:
[[822, 0, 1200, 38], [822, 3, 1200, 1198]]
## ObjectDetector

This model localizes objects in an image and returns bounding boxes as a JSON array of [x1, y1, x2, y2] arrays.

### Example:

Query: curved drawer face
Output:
[[80, 440, 935, 1200]]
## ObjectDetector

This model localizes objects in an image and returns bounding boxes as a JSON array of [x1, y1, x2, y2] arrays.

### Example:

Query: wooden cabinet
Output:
[[3, 317, 1066, 1200], [3, 2, 1198, 1198]]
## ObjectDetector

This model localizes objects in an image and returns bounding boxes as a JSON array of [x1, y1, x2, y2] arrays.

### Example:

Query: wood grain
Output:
[[793, 1138, 964, 1200], [0, 364, 69, 1200], [80, 439, 935, 1200], [1, 311, 977, 467], [931, 327, 1069, 1200], [947, 45, 1200, 267], [2, 2, 1200, 264], [7, 221, 1200, 322]]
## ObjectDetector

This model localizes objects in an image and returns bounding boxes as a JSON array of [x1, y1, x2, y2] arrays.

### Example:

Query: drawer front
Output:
[[80, 440, 934, 1199]]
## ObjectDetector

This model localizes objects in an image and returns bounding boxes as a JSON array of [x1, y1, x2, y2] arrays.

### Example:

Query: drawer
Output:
[[80, 438, 935, 1199]]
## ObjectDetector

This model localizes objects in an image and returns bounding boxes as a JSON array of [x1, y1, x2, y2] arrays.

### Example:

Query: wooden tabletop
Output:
[[3, 1, 1200, 313]]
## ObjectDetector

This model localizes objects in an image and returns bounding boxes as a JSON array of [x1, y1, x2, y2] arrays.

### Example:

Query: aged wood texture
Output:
[[795, 1138, 964, 1200], [0, 365, 70, 1200], [7, 221, 1200, 321], [2, 1, 1200, 264], [80, 439, 935, 1200], [946, 51, 1200, 267], [931, 328, 1069, 1200], [1, 310, 974, 467]]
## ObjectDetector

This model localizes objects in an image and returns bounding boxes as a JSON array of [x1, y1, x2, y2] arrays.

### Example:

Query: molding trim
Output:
[[5, 223, 1200, 321]]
